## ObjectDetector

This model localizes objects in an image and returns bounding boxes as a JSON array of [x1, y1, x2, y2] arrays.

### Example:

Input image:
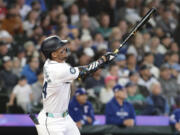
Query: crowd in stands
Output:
[[0, 0, 180, 131]]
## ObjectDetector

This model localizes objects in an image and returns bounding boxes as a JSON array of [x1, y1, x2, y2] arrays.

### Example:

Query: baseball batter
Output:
[[35, 35, 115, 135]]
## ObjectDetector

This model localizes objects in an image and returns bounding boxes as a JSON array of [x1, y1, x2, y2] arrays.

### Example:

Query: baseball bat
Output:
[[114, 7, 156, 54]]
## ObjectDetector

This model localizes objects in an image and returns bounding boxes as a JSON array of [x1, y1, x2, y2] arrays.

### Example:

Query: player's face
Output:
[[52, 45, 69, 61]]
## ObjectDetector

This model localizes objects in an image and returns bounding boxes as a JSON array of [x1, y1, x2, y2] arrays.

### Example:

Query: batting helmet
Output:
[[40, 35, 69, 59]]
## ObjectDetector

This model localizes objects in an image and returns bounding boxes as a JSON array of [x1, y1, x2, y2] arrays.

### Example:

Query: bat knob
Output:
[[114, 49, 119, 54]]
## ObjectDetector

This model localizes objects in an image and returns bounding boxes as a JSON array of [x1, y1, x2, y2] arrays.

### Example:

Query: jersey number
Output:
[[43, 82, 48, 98]]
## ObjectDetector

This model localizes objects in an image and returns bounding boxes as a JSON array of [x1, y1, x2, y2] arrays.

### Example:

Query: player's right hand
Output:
[[102, 52, 116, 63]]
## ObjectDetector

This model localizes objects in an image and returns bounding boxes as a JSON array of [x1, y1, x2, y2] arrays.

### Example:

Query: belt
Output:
[[46, 111, 68, 118]]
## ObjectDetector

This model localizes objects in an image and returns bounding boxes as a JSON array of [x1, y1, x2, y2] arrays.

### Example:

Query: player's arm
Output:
[[78, 52, 116, 79]]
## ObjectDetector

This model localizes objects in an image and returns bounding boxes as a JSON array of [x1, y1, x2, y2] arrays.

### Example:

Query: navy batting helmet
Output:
[[40, 35, 69, 59]]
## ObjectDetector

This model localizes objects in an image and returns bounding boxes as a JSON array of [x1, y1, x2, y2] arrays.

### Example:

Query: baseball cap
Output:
[[2, 56, 11, 63], [75, 88, 87, 96], [125, 82, 136, 88], [105, 75, 117, 84], [115, 54, 126, 62], [113, 84, 124, 92]]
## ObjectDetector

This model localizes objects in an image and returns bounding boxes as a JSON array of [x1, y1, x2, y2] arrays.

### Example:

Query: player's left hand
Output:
[[102, 52, 116, 63]]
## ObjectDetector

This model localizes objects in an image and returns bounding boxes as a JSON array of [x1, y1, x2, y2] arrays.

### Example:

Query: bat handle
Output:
[[113, 44, 123, 54], [114, 49, 119, 54]]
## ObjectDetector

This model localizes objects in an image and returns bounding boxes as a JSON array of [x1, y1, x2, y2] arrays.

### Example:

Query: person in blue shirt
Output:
[[69, 88, 95, 128], [21, 56, 39, 84], [170, 96, 180, 132], [105, 84, 136, 127]]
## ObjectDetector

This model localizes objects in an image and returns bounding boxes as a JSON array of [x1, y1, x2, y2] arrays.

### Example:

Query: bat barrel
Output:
[[114, 8, 156, 54]]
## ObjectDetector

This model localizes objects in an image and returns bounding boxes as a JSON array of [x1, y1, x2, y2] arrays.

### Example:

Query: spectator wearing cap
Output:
[[126, 82, 145, 115], [0, 56, 18, 94], [169, 96, 180, 132], [100, 75, 116, 104], [143, 82, 169, 115], [159, 64, 180, 105], [138, 64, 157, 90], [69, 88, 95, 128], [84, 69, 104, 92], [129, 71, 149, 97], [21, 56, 39, 84], [7, 75, 33, 113], [115, 54, 129, 86], [105, 84, 136, 127], [142, 52, 160, 78]]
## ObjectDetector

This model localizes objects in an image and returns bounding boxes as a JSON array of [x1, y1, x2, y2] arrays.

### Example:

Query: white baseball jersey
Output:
[[42, 59, 79, 113]]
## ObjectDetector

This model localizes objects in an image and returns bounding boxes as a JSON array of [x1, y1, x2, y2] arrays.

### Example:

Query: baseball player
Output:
[[34, 35, 116, 135]]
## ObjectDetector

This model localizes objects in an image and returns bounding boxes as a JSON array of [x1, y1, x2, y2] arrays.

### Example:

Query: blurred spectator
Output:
[[127, 32, 144, 63], [100, 75, 116, 104], [117, 0, 140, 25], [21, 56, 39, 84], [156, 8, 177, 35], [0, 56, 18, 95], [107, 64, 119, 78], [115, 54, 129, 86], [138, 64, 157, 90], [129, 71, 149, 97], [143, 82, 169, 115], [7, 75, 32, 113], [97, 13, 112, 39], [109, 27, 122, 43], [117, 20, 128, 36], [69, 88, 95, 128], [29, 25, 43, 45], [12, 57, 22, 77], [126, 53, 137, 71], [78, 48, 94, 66], [23, 10, 39, 37], [0, 41, 9, 60], [31, 70, 43, 106], [24, 41, 39, 57], [1, 4, 24, 36], [159, 64, 180, 105], [170, 96, 180, 132], [16, 0, 31, 19], [85, 69, 104, 92], [69, 3, 80, 25], [126, 82, 145, 115], [0, 29, 13, 44], [143, 52, 160, 78], [145, 36, 167, 55], [105, 84, 135, 127], [0, 0, 7, 21]]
